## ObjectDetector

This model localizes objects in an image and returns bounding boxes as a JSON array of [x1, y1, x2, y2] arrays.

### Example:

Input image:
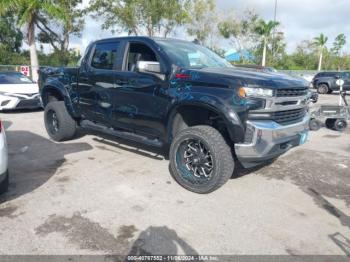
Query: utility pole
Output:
[[272, 0, 278, 64]]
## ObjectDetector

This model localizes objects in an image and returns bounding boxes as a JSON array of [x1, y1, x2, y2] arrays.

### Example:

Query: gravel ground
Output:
[[0, 93, 349, 256]]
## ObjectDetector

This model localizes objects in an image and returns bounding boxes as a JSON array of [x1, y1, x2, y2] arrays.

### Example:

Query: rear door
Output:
[[77, 41, 122, 124]]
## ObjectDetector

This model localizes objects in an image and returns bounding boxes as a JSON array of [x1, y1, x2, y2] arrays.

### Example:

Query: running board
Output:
[[80, 120, 163, 147]]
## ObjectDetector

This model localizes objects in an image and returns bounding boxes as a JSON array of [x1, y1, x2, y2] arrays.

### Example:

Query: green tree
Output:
[[0, 0, 63, 80], [0, 11, 23, 53], [253, 31, 286, 68], [89, 0, 190, 37], [254, 19, 280, 66], [187, 0, 217, 47], [37, 0, 85, 65], [331, 33, 346, 56], [285, 40, 318, 70], [330, 33, 346, 70], [313, 33, 328, 71], [218, 10, 259, 63]]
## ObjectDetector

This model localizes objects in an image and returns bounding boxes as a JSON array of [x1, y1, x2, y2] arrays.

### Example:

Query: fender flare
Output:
[[41, 81, 79, 118], [165, 101, 245, 144]]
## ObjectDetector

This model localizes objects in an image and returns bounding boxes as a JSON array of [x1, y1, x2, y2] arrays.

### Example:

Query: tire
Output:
[[317, 84, 329, 94], [325, 119, 336, 129], [44, 101, 77, 141], [309, 118, 320, 131], [333, 119, 347, 131], [0, 171, 9, 194], [169, 125, 234, 194]]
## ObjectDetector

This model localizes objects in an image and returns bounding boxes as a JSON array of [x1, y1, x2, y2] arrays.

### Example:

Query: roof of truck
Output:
[[93, 36, 190, 43]]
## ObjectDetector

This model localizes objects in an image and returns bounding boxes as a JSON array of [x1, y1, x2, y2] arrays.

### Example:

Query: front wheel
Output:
[[309, 118, 320, 131], [169, 125, 234, 194], [44, 101, 77, 141]]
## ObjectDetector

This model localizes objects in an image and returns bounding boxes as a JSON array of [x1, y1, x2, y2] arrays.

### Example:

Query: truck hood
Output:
[[194, 67, 308, 89], [0, 83, 39, 94]]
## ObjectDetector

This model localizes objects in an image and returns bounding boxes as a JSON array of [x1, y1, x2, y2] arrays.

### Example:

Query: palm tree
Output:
[[313, 33, 328, 71], [255, 19, 280, 66], [0, 0, 62, 81]]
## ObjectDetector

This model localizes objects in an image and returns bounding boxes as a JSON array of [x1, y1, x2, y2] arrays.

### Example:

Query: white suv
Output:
[[0, 119, 8, 194]]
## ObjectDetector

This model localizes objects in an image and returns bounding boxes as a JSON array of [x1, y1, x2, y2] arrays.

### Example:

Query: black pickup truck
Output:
[[39, 36, 310, 193]]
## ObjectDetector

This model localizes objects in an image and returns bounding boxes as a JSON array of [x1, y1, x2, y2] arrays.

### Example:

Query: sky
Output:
[[66, 0, 350, 54]]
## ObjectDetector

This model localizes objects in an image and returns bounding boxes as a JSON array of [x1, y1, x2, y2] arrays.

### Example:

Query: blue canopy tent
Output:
[[224, 49, 254, 62]]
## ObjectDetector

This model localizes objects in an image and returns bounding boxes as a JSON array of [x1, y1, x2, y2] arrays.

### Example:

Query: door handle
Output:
[[80, 76, 89, 81]]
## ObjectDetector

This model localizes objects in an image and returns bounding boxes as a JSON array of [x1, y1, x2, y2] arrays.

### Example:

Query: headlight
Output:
[[241, 87, 273, 97]]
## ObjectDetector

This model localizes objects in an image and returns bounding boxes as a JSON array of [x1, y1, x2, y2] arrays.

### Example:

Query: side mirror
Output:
[[136, 61, 161, 74], [136, 61, 165, 80]]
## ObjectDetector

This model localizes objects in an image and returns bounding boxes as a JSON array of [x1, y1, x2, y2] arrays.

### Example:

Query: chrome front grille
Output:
[[272, 108, 307, 125], [275, 88, 308, 97]]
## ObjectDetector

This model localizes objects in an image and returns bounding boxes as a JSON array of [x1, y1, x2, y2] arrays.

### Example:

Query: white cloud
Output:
[[216, 0, 350, 53], [70, 0, 350, 54]]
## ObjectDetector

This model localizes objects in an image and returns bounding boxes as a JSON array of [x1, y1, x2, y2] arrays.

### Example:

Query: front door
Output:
[[110, 42, 170, 138]]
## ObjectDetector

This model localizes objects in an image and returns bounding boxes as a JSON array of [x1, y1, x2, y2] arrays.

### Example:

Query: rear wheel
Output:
[[317, 84, 329, 94], [44, 101, 77, 141], [169, 125, 234, 194], [333, 119, 347, 131]]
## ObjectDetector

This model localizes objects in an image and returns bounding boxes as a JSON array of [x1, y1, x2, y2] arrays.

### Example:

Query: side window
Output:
[[91, 42, 119, 70], [342, 72, 350, 78], [126, 43, 158, 72]]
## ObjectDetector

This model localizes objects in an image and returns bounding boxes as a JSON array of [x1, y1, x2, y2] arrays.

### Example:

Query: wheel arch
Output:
[[165, 102, 244, 145], [41, 84, 79, 118], [317, 81, 330, 87]]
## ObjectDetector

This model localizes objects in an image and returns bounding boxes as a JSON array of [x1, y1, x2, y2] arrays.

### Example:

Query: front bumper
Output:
[[235, 114, 310, 167], [0, 94, 42, 110]]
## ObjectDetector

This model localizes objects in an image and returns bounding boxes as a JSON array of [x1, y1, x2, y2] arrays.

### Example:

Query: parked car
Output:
[[0, 71, 42, 111], [312, 71, 350, 94], [39, 37, 310, 193], [0, 119, 9, 194]]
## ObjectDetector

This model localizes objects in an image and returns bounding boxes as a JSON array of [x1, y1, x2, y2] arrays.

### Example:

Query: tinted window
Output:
[[91, 42, 119, 70], [0, 72, 34, 84], [341, 72, 350, 78], [316, 72, 337, 78]]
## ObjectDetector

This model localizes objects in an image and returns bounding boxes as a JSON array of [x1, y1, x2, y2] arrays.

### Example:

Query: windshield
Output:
[[156, 40, 232, 69], [0, 72, 34, 84]]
